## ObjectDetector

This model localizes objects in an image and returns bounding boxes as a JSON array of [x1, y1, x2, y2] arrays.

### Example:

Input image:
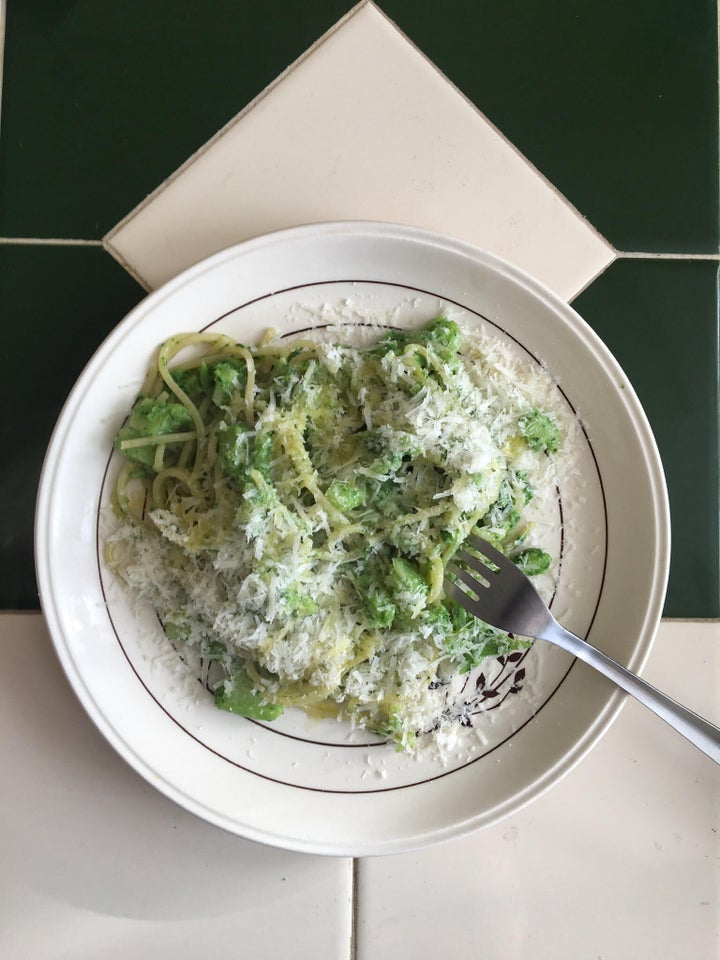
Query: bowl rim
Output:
[[34, 220, 671, 855]]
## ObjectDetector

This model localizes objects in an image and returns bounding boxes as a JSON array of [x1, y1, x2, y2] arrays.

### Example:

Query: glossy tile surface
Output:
[[0, 614, 353, 960], [384, 0, 719, 254], [0, 1, 347, 238], [573, 258, 720, 617], [106, 3, 613, 298], [3, 4, 718, 615], [0, 1, 718, 952], [2, 2, 717, 252], [356, 621, 720, 960], [0, 244, 144, 609]]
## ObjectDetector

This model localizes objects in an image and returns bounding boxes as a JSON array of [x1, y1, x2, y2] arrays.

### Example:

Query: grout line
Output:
[[369, 2, 615, 257], [350, 858, 358, 960], [568, 250, 617, 302], [616, 251, 720, 260], [102, 235, 153, 291], [0, 237, 104, 246], [0, 0, 6, 141], [715, 236, 720, 594], [0, 233, 720, 256], [103, 0, 372, 245]]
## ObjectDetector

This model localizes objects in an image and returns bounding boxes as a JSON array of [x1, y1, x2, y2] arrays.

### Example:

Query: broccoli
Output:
[[513, 547, 552, 576], [281, 589, 319, 618], [170, 367, 203, 400], [251, 429, 273, 479], [218, 425, 274, 495], [325, 480, 366, 512], [218, 422, 250, 484], [481, 471, 535, 541], [443, 602, 525, 672], [114, 397, 193, 467], [211, 360, 247, 406], [385, 556, 429, 618], [214, 668, 283, 721], [361, 582, 397, 628], [518, 409, 561, 454], [371, 316, 462, 356], [359, 427, 422, 474], [349, 563, 397, 628]]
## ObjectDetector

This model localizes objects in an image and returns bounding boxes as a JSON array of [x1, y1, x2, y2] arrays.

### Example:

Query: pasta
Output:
[[106, 317, 561, 749]]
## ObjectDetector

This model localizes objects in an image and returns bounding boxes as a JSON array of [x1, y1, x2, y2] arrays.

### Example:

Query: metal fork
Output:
[[444, 536, 720, 763]]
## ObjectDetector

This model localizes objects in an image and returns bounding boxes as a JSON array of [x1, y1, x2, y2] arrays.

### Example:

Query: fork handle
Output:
[[544, 622, 720, 764]]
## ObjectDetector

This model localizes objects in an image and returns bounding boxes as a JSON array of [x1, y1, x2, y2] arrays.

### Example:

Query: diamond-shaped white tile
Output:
[[104, 1, 614, 299]]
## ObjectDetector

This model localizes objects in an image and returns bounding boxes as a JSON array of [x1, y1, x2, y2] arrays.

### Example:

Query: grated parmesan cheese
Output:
[[106, 311, 577, 755]]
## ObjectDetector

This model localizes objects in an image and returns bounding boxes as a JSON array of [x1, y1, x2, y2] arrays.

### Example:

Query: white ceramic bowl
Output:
[[35, 222, 670, 856]]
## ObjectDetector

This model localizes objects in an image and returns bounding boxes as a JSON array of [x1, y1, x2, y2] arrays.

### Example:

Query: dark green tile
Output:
[[573, 258, 719, 617], [1, 1, 716, 252], [0, 0, 351, 239], [1, 251, 717, 615], [386, 0, 719, 254], [0, 245, 144, 609]]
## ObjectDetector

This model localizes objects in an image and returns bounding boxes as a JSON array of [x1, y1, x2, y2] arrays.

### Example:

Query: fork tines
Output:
[[462, 536, 512, 569]]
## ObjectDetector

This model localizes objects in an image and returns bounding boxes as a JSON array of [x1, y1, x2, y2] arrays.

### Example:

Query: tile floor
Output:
[[2, 615, 717, 958], [1, 2, 718, 956]]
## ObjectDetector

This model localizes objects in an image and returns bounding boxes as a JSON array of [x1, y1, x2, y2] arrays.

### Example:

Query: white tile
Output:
[[104, 1, 613, 300], [356, 621, 720, 960], [0, 614, 352, 960]]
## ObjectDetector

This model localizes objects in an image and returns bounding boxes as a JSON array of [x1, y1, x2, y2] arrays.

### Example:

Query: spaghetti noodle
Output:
[[106, 316, 562, 749]]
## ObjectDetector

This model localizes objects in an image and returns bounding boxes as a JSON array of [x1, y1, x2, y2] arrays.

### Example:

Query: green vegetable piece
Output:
[[514, 548, 552, 576], [350, 564, 397, 627], [368, 328, 407, 357], [360, 427, 422, 467], [423, 316, 462, 352], [251, 429, 274, 478], [271, 355, 308, 392], [218, 422, 250, 483], [514, 470, 534, 506], [240, 429, 277, 511], [485, 478, 520, 529], [493, 478, 514, 512], [282, 589, 319, 618], [126, 397, 192, 436], [518, 409, 561, 454], [164, 619, 190, 642], [369, 453, 403, 476], [170, 367, 203, 400], [417, 602, 453, 635], [481, 470, 536, 544], [371, 711, 417, 750], [413, 316, 463, 373], [202, 639, 228, 660], [370, 316, 461, 359], [386, 557, 429, 616], [362, 584, 397, 628], [388, 556, 427, 592], [214, 670, 283, 721], [326, 480, 366, 512], [114, 397, 193, 466], [219, 424, 273, 492], [442, 602, 526, 672], [363, 478, 400, 516], [212, 360, 246, 405], [271, 355, 290, 380]]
